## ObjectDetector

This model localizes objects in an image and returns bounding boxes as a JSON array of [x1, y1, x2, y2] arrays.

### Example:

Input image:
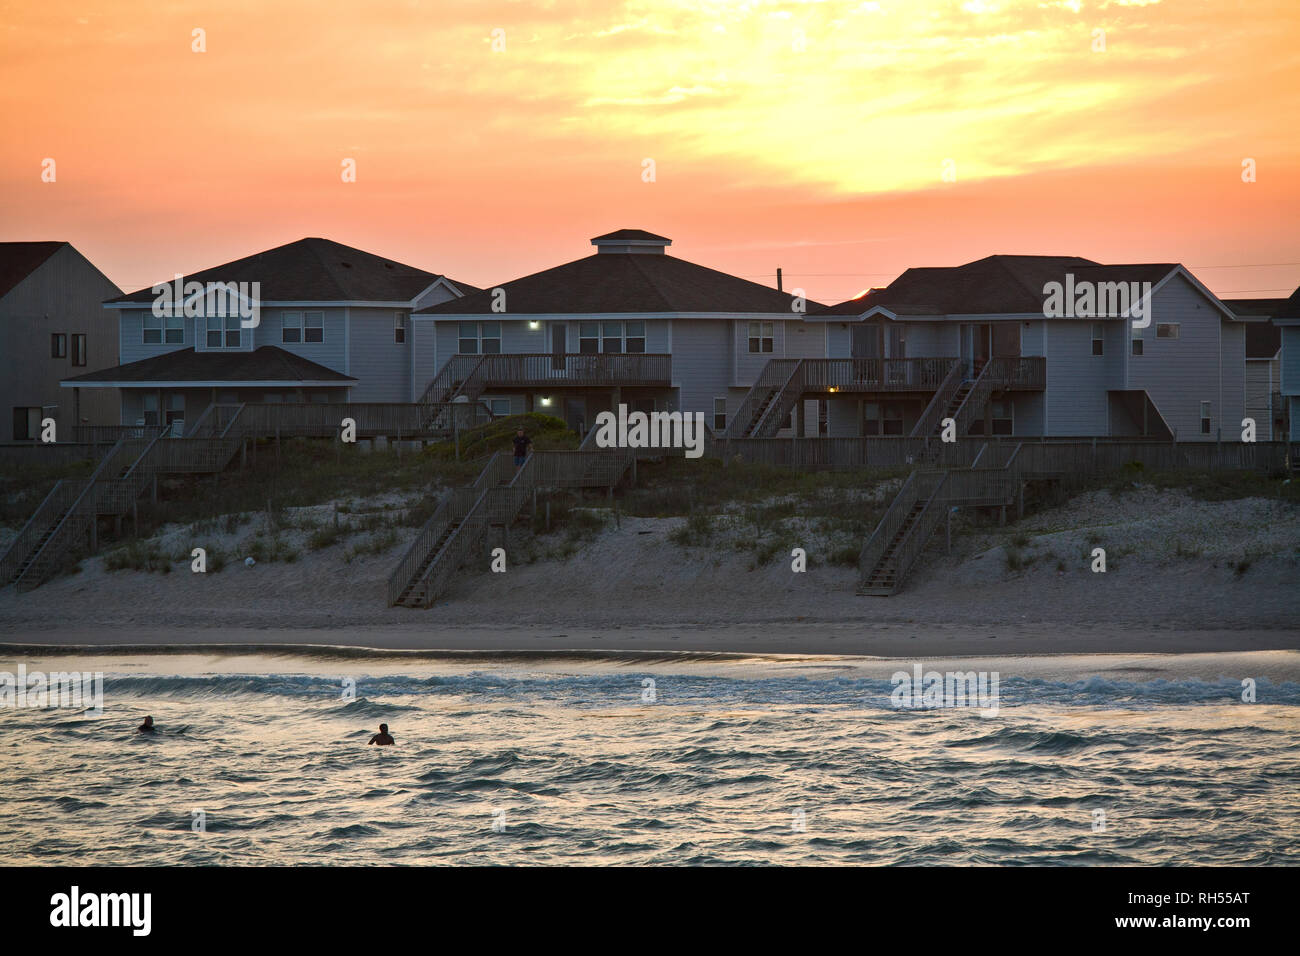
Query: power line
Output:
[[744, 262, 1300, 278]]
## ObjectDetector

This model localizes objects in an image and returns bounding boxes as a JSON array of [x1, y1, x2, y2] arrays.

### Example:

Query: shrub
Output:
[[104, 541, 171, 574], [668, 513, 715, 547]]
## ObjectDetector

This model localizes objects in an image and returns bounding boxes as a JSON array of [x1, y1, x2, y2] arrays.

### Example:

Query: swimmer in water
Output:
[[368, 723, 394, 746], [137, 715, 156, 734]]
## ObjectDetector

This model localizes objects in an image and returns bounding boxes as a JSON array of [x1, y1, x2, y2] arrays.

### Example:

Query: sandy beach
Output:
[[2, 485, 1297, 656]]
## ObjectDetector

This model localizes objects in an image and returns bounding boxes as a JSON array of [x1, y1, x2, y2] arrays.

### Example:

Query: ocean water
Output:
[[2, 651, 1298, 865]]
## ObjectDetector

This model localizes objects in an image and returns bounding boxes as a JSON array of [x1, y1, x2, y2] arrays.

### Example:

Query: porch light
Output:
[[829, 386, 838, 393], [540, 396, 553, 406], [528, 320, 541, 330]]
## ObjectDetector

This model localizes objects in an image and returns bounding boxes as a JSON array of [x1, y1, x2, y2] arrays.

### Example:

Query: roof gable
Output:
[[0, 241, 67, 301], [416, 250, 815, 316], [815, 254, 1191, 319], [60, 345, 357, 386], [108, 238, 475, 305]]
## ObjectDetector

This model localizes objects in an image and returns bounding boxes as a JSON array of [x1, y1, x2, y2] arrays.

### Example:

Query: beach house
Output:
[[1272, 286, 1300, 443], [62, 238, 478, 432], [1, 242, 121, 441], [1227, 298, 1288, 441], [412, 230, 822, 435], [731, 255, 1252, 442]]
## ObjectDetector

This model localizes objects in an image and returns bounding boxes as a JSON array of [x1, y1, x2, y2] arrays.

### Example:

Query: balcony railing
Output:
[[798, 358, 961, 392], [455, 352, 673, 389]]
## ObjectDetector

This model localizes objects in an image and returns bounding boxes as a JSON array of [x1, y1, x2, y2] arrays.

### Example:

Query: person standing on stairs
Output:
[[513, 428, 532, 471]]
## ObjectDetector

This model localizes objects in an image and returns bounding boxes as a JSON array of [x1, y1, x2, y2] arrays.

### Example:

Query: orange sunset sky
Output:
[[2, 0, 1298, 306]]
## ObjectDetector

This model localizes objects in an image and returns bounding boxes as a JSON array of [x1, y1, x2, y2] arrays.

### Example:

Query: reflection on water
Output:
[[1, 653, 1297, 865]]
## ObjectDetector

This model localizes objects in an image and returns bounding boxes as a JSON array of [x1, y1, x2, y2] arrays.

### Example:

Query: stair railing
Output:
[[909, 358, 965, 438]]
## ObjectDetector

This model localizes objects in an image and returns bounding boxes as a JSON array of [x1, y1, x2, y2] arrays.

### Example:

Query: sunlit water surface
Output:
[[2, 651, 1298, 865]]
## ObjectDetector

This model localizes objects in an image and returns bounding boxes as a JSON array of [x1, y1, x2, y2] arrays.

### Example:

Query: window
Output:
[[207, 314, 240, 348], [165, 393, 184, 432], [625, 321, 646, 353], [145, 312, 183, 345], [51, 333, 66, 358], [713, 397, 727, 432], [1156, 323, 1180, 339], [972, 399, 1014, 436], [458, 322, 478, 353], [12, 407, 41, 441], [1131, 334, 1143, 356], [282, 312, 301, 343], [490, 398, 510, 417], [862, 402, 904, 436], [579, 322, 599, 354], [304, 311, 324, 343], [748, 321, 774, 353], [1091, 323, 1104, 356], [1200, 401, 1211, 435], [458, 322, 498, 354], [141, 392, 159, 426], [395, 311, 407, 344], [881, 402, 904, 436], [601, 321, 623, 354], [71, 334, 86, 366]]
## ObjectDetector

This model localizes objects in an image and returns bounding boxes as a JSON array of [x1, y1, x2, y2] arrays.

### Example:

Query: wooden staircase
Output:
[[387, 446, 635, 608], [416, 355, 489, 430], [1, 416, 249, 593], [857, 453, 1023, 596], [725, 359, 804, 438], [933, 380, 976, 435]]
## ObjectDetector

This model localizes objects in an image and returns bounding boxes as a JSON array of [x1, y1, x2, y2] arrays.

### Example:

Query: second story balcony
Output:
[[472, 352, 672, 388], [422, 352, 673, 405], [799, 356, 1046, 393]]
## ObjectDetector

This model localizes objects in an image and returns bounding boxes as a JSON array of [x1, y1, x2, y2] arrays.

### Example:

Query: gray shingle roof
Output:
[[815, 255, 1179, 317], [416, 250, 816, 315], [591, 229, 671, 242], [108, 238, 479, 305], [1276, 286, 1300, 320], [61, 346, 357, 385], [0, 241, 66, 301]]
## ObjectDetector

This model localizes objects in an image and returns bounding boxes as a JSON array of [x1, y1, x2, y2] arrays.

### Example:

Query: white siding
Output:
[[120, 308, 192, 365], [672, 320, 731, 416], [346, 307, 409, 402], [733, 318, 782, 385], [255, 307, 347, 373], [1128, 275, 1235, 441], [1044, 320, 1111, 435]]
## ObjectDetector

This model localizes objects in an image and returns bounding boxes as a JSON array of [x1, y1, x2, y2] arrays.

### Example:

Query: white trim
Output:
[[62, 380, 355, 389], [410, 277, 467, 305]]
